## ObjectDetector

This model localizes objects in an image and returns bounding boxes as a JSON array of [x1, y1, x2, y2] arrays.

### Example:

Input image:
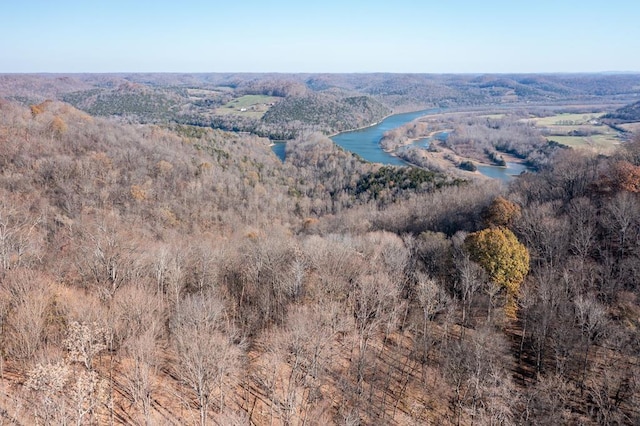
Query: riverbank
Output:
[[330, 109, 440, 166], [382, 130, 453, 153], [327, 110, 411, 138], [328, 106, 447, 138], [328, 107, 531, 181], [386, 131, 530, 182]]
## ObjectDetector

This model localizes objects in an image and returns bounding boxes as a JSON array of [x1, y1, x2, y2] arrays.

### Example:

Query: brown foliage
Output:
[[30, 100, 52, 117], [0, 96, 638, 424], [3, 269, 54, 362], [611, 160, 640, 193], [482, 196, 521, 227], [48, 116, 68, 138]]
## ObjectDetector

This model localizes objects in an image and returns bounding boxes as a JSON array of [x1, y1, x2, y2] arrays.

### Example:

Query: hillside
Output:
[[262, 93, 391, 134], [0, 76, 640, 424], [603, 100, 640, 123], [3, 73, 640, 141], [61, 83, 182, 121]]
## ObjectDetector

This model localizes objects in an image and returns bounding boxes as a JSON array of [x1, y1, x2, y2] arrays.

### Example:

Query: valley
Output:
[[0, 73, 639, 425]]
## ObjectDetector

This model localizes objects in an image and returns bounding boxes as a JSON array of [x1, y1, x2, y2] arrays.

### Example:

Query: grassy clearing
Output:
[[186, 88, 226, 96], [548, 134, 620, 153], [543, 124, 619, 137], [531, 112, 626, 154], [216, 95, 280, 118], [224, 95, 280, 109], [531, 112, 603, 127]]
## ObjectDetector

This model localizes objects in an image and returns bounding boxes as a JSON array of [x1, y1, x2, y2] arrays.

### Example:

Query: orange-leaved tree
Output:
[[482, 196, 521, 227], [465, 227, 529, 318], [611, 160, 640, 193]]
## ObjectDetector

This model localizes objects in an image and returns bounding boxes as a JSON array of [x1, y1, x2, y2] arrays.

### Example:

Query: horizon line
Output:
[[2, 70, 640, 75]]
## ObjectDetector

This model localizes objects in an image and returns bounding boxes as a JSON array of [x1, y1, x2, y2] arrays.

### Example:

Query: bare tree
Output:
[[0, 194, 43, 272], [567, 197, 597, 264], [253, 302, 347, 424], [601, 191, 640, 260], [63, 321, 108, 370], [414, 272, 451, 362], [105, 282, 165, 423], [346, 268, 401, 419], [123, 322, 162, 425], [170, 294, 243, 425], [4, 269, 52, 362], [519, 373, 572, 425], [516, 201, 569, 268], [222, 232, 301, 334], [443, 326, 515, 425], [73, 214, 142, 301], [574, 294, 608, 390], [454, 253, 485, 327], [586, 356, 635, 426], [69, 369, 106, 426]]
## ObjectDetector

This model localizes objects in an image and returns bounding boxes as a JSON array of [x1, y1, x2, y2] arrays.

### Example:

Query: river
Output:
[[271, 109, 436, 165], [272, 109, 529, 182], [330, 109, 440, 166], [476, 162, 529, 180]]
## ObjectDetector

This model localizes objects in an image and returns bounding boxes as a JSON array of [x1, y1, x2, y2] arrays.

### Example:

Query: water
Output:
[[271, 109, 437, 164], [271, 110, 528, 181], [410, 131, 449, 149], [330, 109, 440, 165], [271, 142, 287, 161], [476, 162, 528, 181], [411, 138, 431, 148]]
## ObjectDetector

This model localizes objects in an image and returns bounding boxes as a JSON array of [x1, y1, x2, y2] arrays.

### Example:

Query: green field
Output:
[[216, 95, 281, 118], [531, 112, 624, 154], [548, 134, 620, 153], [531, 112, 603, 127]]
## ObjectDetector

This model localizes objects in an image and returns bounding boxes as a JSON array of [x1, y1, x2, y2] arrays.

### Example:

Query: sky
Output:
[[1, 0, 639, 74]]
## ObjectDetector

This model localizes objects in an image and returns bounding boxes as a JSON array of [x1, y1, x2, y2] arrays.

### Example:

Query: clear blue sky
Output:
[[1, 0, 639, 73]]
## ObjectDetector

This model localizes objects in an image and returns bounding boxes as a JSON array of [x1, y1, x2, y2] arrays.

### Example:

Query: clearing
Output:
[[216, 95, 281, 119], [548, 134, 620, 153], [528, 112, 622, 153]]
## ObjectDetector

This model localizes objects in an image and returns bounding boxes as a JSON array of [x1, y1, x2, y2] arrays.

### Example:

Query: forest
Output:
[[0, 73, 640, 425]]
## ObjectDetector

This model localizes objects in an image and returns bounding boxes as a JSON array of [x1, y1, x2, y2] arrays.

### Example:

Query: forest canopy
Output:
[[0, 73, 639, 425]]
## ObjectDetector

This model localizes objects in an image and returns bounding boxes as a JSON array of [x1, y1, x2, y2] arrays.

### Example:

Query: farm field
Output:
[[548, 134, 621, 153], [215, 94, 281, 118], [530, 112, 603, 126], [527, 112, 623, 153]]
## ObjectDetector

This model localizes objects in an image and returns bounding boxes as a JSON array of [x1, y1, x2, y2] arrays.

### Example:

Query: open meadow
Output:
[[215, 94, 281, 118], [528, 112, 623, 153]]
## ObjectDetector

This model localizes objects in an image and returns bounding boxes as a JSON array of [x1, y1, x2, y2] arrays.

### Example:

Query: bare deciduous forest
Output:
[[0, 73, 640, 425]]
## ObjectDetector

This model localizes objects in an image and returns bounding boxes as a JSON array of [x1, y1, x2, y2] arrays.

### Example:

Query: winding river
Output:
[[272, 109, 529, 182], [330, 109, 440, 165]]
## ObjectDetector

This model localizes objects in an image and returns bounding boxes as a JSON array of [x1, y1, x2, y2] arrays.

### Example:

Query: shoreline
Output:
[[328, 107, 437, 138], [381, 130, 453, 153], [387, 133, 529, 181], [327, 113, 392, 138], [325, 106, 530, 181]]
